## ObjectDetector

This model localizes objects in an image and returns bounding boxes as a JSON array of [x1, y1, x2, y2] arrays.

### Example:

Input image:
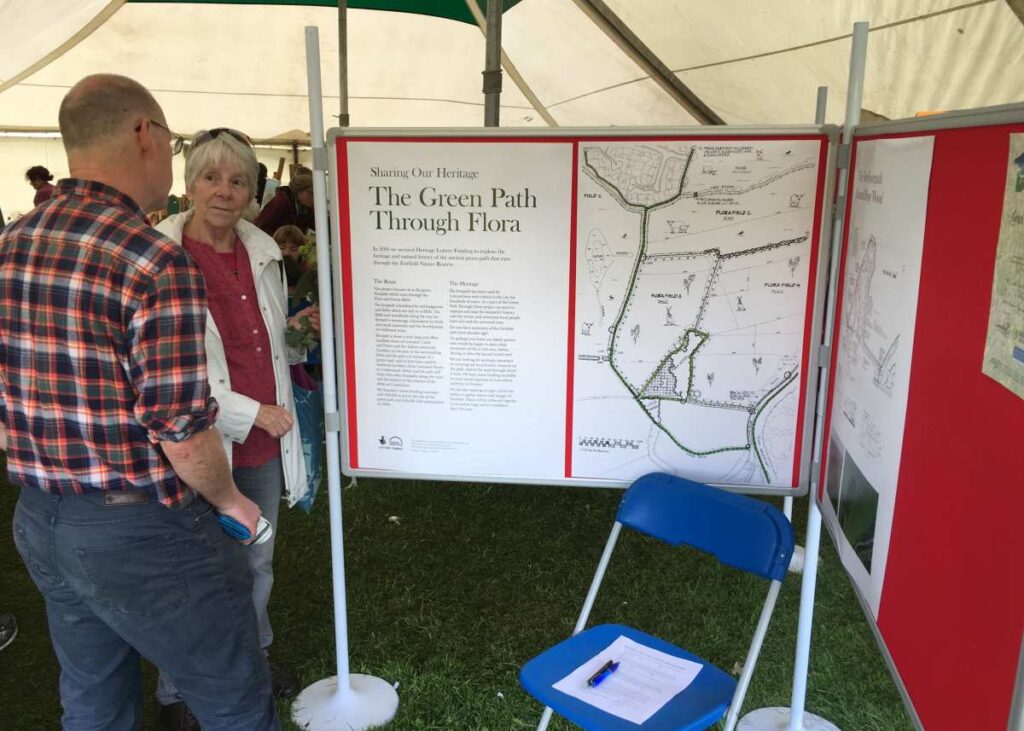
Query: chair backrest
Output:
[[616, 473, 794, 581]]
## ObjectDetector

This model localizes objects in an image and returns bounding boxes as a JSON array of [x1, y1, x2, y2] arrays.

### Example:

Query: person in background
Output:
[[254, 170, 314, 235], [260, 166, 280, 210], [155, 127, 319, 719], [0, 74, 278, 731], [255, 162, 270, 206], [25, 165, 55, 205], [272, 224, 308, 295]]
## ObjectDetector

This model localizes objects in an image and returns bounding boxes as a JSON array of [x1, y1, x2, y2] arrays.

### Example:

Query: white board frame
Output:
[[326, 124, 841, 496]]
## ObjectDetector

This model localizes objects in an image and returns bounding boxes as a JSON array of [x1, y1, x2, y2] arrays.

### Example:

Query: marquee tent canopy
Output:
[[1, 0, 1022, 140]]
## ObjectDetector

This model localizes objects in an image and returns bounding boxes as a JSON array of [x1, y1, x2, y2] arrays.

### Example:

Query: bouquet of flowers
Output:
[[292, 231, 319, 306], [286, 231, 320, 350]]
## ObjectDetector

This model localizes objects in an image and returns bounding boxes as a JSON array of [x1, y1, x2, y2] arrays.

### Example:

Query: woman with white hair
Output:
[[154, 127, 317, 724]]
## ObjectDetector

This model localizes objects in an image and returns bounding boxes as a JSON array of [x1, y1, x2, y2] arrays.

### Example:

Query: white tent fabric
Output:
[[0, 0, 123, 94], [1, 0, 1022, 213], [0, 0, 691, 137]]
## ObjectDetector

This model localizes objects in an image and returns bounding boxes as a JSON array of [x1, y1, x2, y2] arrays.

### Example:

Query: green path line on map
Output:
[[750, 369, 800, 482]]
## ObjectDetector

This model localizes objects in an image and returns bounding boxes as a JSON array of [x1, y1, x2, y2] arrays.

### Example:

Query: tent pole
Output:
[[738, 23, 869, 731], [483, 0, 503, 126], [1009, 632, 1024, 731], [338, 0, 349, 127], [464, 0, 558, 126], [291, 25, 398, 731], [784, 23, 869, 731], [569, 0, 722, 125], [780, 28, 869, 731]]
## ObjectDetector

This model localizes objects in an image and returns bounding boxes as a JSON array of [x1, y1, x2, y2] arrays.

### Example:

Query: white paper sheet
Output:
[[344, 140, 573, 478], [823, 135, 935, 617], [982, 132, 1024, 400], [551, 635, 703, 725], [571, 139, 824, 487]]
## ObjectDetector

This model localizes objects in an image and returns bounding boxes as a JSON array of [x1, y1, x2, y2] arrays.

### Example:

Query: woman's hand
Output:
[[288, 305, 320, 334], [255, 404, 294, 438]]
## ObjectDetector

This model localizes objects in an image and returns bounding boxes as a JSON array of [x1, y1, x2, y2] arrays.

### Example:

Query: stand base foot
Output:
[[292, 674, 399, 730], [739, 707, 840, 731], [788, 545, 806, 574]]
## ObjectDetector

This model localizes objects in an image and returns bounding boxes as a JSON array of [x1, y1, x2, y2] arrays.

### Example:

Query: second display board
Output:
[[332, 130, 832, 491]]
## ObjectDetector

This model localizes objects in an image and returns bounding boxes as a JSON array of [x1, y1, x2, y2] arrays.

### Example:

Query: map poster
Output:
[[822, 136, 935, 617], [981, 133, 1024, 401], [569, 139, 826, 487], [341, 140, 574, 478]]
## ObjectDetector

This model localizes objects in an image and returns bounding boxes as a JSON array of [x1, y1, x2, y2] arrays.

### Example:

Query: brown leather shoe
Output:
[[159, 701, 200, 731]]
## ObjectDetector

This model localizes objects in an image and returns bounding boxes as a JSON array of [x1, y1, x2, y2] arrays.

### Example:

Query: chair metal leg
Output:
[[723, 579, 783, 731], [533, 526, 621, 731], [571, 522, 623, 636]]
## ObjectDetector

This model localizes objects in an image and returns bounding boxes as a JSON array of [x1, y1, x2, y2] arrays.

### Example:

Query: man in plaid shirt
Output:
[[0, 75, 279, 730]]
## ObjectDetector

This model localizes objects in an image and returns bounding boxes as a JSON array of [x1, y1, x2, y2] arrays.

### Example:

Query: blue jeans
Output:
[[13, 485, 279, 731], [156, 457, 283, 705], [236, 458, 284, 650]]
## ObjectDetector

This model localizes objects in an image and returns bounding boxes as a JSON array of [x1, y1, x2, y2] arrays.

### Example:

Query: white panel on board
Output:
[[336, 132, 828, 490], [344, 141, 573, 479], [570, 139, 823, 487], [982, 132, 1024, 401], [821, 135, 936, 617]]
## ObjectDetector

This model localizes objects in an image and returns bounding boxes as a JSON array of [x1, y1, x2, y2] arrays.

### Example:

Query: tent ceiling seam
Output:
[[10, 83, 535, 110], [546, 0, 998, 112], [0, 0, 126, 94], [673, 0, 997, 75], [1005, 0, 1024, 24], [571, 0, 723, 124]]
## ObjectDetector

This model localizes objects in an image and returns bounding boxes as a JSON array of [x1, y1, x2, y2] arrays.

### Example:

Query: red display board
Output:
[[821, 118, 1024, 730]]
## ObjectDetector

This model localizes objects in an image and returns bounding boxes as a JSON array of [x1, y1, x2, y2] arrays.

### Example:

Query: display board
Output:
[[329, 128, 834, 493], [819, 106, 1024, 731]]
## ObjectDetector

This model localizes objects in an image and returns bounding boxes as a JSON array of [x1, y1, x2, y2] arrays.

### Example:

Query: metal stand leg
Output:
[[292, 26, 398, 730]]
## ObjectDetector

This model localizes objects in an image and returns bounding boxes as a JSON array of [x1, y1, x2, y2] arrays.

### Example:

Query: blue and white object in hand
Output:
[[217, 513, 273, 545]]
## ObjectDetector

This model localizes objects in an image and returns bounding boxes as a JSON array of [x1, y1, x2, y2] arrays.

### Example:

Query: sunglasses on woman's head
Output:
[[192, 127, 253, 148]]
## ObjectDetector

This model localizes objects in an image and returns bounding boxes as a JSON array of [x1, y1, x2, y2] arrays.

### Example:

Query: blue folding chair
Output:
[[519, 473, 794, 731]]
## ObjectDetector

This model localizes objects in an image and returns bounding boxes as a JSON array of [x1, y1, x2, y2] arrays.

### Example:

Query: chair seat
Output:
[[520, 623, 737, 731]]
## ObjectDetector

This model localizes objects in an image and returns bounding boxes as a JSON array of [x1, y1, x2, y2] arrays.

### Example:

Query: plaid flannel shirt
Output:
[[0, 179, 218, 506]]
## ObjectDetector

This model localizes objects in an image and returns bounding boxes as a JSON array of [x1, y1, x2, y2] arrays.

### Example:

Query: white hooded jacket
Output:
[[157, 211, 309, 506]]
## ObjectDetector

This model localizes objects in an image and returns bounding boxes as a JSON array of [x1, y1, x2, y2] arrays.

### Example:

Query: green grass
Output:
[[0, 476, 914, 730]]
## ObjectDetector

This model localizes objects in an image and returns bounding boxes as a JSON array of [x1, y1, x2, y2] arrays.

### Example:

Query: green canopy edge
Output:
[[127, 0, 523, 26]]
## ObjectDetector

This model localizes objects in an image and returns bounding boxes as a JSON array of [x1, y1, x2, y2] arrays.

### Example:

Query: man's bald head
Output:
[[59, 74, 163, 153], [57, 74, 174, 212]]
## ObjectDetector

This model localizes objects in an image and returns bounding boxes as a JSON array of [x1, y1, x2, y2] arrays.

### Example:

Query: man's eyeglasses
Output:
[[138, 119, 185, 156], [192, 128, 254, 149]]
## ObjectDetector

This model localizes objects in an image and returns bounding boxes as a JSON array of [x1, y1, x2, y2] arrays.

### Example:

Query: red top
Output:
[[33, 182, 54, 206], [183, 232, 278, 467], [254, 186, 314, 236]]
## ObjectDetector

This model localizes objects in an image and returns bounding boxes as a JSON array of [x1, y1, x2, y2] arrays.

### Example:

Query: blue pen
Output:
[[587, 659, 620, 687]]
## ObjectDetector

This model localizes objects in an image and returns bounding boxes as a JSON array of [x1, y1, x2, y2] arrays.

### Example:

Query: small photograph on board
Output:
[[837, 451, 879, 572], [825, 435, 844, 511]]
